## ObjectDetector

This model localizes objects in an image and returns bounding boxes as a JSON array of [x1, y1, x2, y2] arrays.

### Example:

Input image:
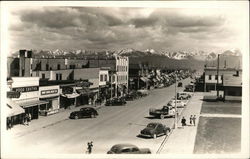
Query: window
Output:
[[104, 74, 107, 81], [57, 64, 61, 70], [46, 64, 49, 71], [121, 148, 131, 153], [42, 73, 45, 79], [100, 75, 104, 82], [215, 75, 218, 80], [56, 73, 62, 80], [236, 71, 239, 77], [221, 75, 223, 80], [70, 65, 75, 69], [208, 75, 212, 80]]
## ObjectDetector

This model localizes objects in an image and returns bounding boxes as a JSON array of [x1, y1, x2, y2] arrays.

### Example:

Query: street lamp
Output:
[[174, 74, 178, 129]]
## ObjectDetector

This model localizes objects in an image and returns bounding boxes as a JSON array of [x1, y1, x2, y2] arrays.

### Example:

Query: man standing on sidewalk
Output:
[[181, 117, 186, 127], [189, 115, 193, 126], [192, 115, 196, 126]]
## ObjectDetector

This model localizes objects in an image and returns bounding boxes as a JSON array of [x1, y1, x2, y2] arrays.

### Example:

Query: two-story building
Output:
[[204, 66, 242, 92]]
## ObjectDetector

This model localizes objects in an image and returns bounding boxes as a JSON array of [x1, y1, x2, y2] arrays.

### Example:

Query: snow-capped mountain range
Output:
[[11, 48, 241, 61]]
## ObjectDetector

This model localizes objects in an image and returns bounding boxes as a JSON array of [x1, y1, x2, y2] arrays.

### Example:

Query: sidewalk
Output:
[[8, 104, 104, 138], [160, 92, 204, 154]]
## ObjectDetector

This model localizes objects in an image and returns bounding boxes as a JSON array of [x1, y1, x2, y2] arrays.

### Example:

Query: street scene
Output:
[[2, 1, 248, 158]]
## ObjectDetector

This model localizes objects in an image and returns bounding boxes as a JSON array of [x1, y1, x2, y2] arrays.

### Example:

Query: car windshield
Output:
[[147, 123, 157, 128]]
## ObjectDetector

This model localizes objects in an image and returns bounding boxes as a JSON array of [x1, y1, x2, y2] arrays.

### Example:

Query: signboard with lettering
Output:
[[41, 89, 58, 96], [7, 91, 21, 98], [12, 86, 39, 93]]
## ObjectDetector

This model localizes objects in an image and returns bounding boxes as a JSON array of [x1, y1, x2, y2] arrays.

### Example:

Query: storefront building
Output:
[[8, 77, 48, 120], [39, 85, 60, 116]]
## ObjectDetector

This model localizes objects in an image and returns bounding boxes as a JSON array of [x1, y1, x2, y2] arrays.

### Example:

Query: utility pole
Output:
[[217, 54, 220, 98], [174, 74, 178, 129]]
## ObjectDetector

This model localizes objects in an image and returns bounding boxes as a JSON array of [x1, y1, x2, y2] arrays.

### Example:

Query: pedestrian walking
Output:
[[87, 141, 93, 154], [25, 113, 29, 125], [189, 115, 193, 126], [181, 117, 186, 127], [192, 115, 196, 126]]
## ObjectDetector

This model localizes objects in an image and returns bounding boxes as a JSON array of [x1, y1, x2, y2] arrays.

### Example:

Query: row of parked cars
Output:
[[69, 78, 194, 154]]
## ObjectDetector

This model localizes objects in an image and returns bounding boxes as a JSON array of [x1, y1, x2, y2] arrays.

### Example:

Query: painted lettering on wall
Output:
[[41, 89, 58, 95], [12, 86, 39, 92]]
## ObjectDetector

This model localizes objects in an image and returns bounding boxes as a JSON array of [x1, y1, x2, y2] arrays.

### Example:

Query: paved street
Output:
[[7, 79, 191, 155]]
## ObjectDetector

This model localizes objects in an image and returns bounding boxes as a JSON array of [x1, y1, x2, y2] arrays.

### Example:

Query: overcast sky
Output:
[[8, 4, 248, 53]]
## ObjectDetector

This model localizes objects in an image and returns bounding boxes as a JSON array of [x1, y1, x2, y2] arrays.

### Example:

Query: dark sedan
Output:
[[105, 97, 126, 106], [69, 107, 98, 119], [107, 144, 151, 154], [140, 122, 171, 139]]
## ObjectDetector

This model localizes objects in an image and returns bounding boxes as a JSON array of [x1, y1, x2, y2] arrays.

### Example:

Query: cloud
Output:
[[8, 6, 246, 53]]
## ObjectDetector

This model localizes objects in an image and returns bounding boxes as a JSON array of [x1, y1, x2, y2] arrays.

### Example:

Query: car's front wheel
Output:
[[74, 115, 79, 119], [160, 114, 164, 119]]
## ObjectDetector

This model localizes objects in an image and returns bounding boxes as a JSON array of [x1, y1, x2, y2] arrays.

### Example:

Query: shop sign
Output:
[[7, 91, 21, 98], [12, 86, 39, 92], [41, 89, 58, 95]]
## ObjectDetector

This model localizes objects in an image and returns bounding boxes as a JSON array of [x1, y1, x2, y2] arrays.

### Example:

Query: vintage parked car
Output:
[[177, 92, 192, 100], [124, 91, 138, 101], [167, 99, 187, 108], [107, 144, 151, 154], [105, 97, 127, 106], [140, 122, 171, 139], [69, 107, 98, 119], [149, 106, 176, 119]]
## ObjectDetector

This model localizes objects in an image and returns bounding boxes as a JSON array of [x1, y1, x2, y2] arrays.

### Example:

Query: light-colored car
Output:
[[167, 99, 186, 108], [107, 144, 151, 154], [177, 92, 192, 100]]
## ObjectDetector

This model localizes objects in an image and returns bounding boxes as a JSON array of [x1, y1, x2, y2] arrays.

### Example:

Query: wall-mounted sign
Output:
[[41, 89, 58, 95], [12, 86, 39, 92], [7, 91, 21, 98]]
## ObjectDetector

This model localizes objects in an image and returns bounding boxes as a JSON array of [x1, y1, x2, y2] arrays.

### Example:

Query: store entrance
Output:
[[24, 105, 39, 120]]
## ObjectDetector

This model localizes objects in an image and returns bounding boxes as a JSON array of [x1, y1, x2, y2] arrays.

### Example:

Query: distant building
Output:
[[115, 56, 129, 97], [204, 67, 242, 92], [223, 73, 242, 101]]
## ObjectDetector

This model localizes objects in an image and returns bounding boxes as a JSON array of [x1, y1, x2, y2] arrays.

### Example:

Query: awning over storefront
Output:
[[18, 99, 49, 108], [140, 77, 150, 83], [61, 92, 80, 99], [7, 99, 25, 117]]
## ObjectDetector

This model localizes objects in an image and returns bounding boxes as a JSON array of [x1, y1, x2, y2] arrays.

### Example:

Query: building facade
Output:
[[204, 67, 242, 92]]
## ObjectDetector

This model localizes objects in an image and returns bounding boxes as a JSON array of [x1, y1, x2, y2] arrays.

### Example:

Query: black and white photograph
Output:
[[1, 1, 249, 158]]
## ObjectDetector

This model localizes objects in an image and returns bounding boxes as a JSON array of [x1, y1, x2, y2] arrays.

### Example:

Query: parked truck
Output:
[[149, 106, 176, 119]]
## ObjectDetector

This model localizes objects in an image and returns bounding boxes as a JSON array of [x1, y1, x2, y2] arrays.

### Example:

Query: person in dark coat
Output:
[[189, 115, 193, 126], [87, 141, 93, 154], [181, 117, 186, 127]]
